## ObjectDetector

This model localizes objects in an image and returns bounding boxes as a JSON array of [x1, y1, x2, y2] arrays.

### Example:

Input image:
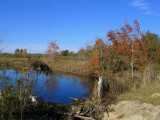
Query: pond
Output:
[[0, 69, 94, 104]]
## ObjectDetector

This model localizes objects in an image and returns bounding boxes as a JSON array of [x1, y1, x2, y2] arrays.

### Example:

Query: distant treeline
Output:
[[14, 48, 27, 55]]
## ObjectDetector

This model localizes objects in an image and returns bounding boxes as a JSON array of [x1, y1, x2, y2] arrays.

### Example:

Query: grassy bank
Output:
[[0, 54, 90, 76], [0, 55, 27, 68], [113, 63, 160, 105], [0, 54, 39, 69], [117, 83, 160, 105], [41, 57, 89, 75]]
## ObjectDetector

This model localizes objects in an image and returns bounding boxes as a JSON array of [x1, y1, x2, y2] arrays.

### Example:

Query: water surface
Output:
[[0, 69, 93, 104]]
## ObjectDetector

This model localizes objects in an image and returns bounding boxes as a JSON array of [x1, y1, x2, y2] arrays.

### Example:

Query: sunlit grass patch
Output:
[[117, 83, 160, 105], [42, 58, 89, 75]]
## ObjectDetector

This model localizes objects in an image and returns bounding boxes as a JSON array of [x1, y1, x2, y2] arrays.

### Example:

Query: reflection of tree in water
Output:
[[0, 69, 17, 87], [78, 76, 95, 94], [44, 75, 58, 93], [58, 73, 94, 94], [35, 73, 58, 102]]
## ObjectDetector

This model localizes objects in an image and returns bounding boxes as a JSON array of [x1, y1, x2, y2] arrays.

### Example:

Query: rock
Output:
[[151, 93, 160, 98]]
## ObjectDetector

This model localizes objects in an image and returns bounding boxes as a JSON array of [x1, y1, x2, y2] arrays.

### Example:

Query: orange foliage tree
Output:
[[84, 20, 160, 76], [137, 32, 160, 68], [78, 48, 85, 55], [107, 20, 141, 75], [84, 38, 105, 76]]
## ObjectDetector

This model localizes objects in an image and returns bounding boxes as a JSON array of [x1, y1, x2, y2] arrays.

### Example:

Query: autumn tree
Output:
[[85, 20, 160, 77], [78, 45, 93, 60], [85, 44, 93, 58], [107, 20, 141, 79], [70, 51, 74, 55], [106, 20, 160, 77], [136, 32, 160, 67], [83, 38, 107, 99], [22, 49, 27, 55], [19, 49, 23, 55], [15, 49, 20, 55], [15, 49, 27, 55], [78, 48, 85, 55], [46, 41, 59, 60], [84, 38, 105, 76], [83, 20, 160, 98], [61, 50, 69, 56]]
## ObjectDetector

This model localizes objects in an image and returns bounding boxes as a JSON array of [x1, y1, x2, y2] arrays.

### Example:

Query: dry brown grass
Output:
[[117, 63, 160, 105], [41, 58, 88, 75]]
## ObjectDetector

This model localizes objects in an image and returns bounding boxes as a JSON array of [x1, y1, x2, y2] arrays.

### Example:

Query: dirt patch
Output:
[[103, 100, 160, 120]]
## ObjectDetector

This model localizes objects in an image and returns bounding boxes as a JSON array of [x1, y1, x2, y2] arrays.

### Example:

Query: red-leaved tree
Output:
[[46, 41, 59, 60]]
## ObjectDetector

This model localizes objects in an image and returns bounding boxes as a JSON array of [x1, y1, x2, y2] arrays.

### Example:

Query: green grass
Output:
[[117, 83, 160, 105]]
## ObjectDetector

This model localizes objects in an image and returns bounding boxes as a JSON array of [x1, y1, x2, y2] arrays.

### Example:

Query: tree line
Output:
[[45, 20, 160, 77], [14, 49, 27, 55], [84, 20, 160, 77]]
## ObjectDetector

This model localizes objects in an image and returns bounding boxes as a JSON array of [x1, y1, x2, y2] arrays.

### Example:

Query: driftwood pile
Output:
[[30, 59, 53, 74], [68, 97, 109, 120]]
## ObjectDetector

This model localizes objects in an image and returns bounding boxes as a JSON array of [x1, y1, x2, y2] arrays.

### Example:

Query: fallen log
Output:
[[70, 97, 80, 102], [74, 115, 95, 120]]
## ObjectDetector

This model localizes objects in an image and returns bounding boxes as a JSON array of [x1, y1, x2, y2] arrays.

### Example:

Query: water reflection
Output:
[[0, 69, 94, 104]]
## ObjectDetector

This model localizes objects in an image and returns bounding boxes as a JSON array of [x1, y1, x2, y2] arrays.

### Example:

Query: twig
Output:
[[88, 109, 96, 116]]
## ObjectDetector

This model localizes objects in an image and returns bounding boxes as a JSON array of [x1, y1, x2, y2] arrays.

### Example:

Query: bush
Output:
[[0, 68, 38, 119]]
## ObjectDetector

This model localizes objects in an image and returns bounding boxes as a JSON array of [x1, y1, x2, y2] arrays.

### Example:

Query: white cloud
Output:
[[131, 0, 160, 16], [144, 11, 153, 15], [131, 0, 149, 10]]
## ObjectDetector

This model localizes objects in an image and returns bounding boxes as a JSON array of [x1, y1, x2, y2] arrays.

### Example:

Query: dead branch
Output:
[[74, 115, 95, 120]]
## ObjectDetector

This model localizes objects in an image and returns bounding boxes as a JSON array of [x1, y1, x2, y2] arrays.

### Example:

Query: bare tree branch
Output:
[[0, 38, 6, 53]]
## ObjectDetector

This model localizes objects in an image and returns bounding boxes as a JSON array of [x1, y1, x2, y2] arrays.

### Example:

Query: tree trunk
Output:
[[131, 43, 134, 80], [98, 76, 103, 99]]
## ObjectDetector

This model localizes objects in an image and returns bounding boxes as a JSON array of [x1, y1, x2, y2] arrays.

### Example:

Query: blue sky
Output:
[[0, 0, 160, 53]]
